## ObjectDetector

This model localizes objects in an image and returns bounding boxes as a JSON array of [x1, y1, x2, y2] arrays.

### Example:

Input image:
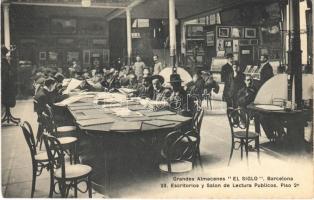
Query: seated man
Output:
[[80, 71, 106, 91], [34, 77, 57, 141], [186, 71, 205, 106], [133, 75, 153, 99], [104, 69, 120, 92], [151, 74, 171, 101], [168, 74, 193, 116], [127, 74, 139, 90], [236, 75, 257, 108]]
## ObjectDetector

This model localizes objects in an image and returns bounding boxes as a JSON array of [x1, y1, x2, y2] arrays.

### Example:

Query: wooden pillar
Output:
[[126, 8, 132, 65], [169, 0, 177, 73], [288, 0, 302, 109], [3, 3, 11, 50]]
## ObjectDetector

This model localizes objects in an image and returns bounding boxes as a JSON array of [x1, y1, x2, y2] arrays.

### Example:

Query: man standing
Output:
[[133, 55, 146, 82], [257, 54, 274, 88], [153, 55, 163, 75], [221, 53, 234, 107]]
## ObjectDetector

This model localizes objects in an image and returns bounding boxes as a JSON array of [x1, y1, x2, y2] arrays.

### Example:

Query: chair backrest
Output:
[[42, 133, 66, 178], [226, 108, 250, 136], [192, 108, 204, 134], [20, 121, 37, 159], [162, 130, 195, 161], [45, 105, 58, 134]]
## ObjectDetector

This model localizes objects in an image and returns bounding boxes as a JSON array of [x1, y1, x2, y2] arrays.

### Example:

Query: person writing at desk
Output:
[[168, 74, 193, 116], [151, 75, 171, 101]]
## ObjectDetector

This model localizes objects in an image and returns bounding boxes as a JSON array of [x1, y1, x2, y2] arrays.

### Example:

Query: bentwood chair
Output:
[[42, 133, 93, 198], [42, 110, 79, 164], [226, 108, 260, 166], [181, 108, 205, 168], [159, 130, 196, 173], [45, 105, 77, 136], [20, 121, 51, 198]]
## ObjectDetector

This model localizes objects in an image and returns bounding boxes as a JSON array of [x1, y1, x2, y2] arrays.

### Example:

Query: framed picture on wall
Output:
[[83, 50, 90, 64], [39, 52, 46, 60], [239, 39, 250, 46], [218, 27, 230, 38], [250, 39, 259, 45], [51, 18, 77, 34], [206, 31, 215, 46], [244, 28, 257, 38], [216, 39, 225, 51], [231, 27, 243, 38], [186, 25, 204, 37]]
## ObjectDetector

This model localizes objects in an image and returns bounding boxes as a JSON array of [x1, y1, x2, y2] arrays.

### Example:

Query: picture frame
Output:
[[231, 27, 243, 38], [216, 39, 225, 51], [186, 25, 204, 37], [218, 27, 230, 38], [39, 51, 46, 60], [239, 39, 250, 46], [224, 40, 232, 47], [244, 28, 257, 38], [51, 18, 77, 34], [250, 39, 259, 45], [206, 31, 215, 46]]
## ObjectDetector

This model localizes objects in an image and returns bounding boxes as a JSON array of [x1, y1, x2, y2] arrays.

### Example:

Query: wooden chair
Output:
[[42, 133, 93, 198], [226, 108, 260, 166], [159, 130, 196, 173], [20, 121, 51, 198], [181, 108, 205, 168], [45, 105, 77, 136], [42, 111, 79, 164]]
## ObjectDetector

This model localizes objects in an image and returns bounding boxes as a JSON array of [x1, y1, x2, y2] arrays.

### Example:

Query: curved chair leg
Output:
[[87, 176, 92, 198], [74, 180, 78, 198], [228, 140, 234, 166], [31, 166, 37, 198], [48, 169, 54, 198], [197, 147, 203, 169], [240, 139, 243, 160], [256, 137, 260, 164], [245, 139, 249, 166]]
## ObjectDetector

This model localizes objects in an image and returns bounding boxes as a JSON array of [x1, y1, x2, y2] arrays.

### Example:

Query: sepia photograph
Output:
[[1, 0, 313, 199]]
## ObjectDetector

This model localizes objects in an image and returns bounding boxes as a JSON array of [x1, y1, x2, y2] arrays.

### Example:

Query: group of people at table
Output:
[[33, 51, 285, 142]]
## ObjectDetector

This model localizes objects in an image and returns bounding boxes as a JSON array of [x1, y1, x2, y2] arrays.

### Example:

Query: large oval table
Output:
[[61, 96, 192, 195]]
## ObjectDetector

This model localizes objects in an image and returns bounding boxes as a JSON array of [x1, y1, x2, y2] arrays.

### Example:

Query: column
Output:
[[288, 0, 302, 109], [3, 3, 11, 50], [126, 8, 132, 66], [169, 0, 176, 72]]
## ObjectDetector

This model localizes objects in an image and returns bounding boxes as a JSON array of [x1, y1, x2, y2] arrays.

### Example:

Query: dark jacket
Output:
[[259, 62, 274, 86], [152, 87, 172, 101], [136, 85, 154, 99], [236, 86, 257, 108], [1, 58, 17, 107], [221, 63, 233, 100], [34, 87, 55, 115], [186, 78, 205, 100], [169, 87, 194, 116]]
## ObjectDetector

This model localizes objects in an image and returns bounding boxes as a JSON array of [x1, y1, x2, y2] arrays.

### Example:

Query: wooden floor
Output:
[[1, 99, 313, 198]]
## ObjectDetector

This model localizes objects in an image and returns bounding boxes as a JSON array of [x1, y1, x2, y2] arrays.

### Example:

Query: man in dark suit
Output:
[[257, 54, 274, 89], [151, 75, 171, 101], [221, 53, 234, 107]]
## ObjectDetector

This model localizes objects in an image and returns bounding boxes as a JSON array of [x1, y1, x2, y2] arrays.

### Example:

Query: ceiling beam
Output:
[[10, 1, 126, 9], [106, 0, 145, 21]]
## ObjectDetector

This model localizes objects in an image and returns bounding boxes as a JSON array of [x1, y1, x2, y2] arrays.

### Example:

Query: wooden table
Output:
[[64, 96, 192, 195], [247, 104, 311, 148]]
